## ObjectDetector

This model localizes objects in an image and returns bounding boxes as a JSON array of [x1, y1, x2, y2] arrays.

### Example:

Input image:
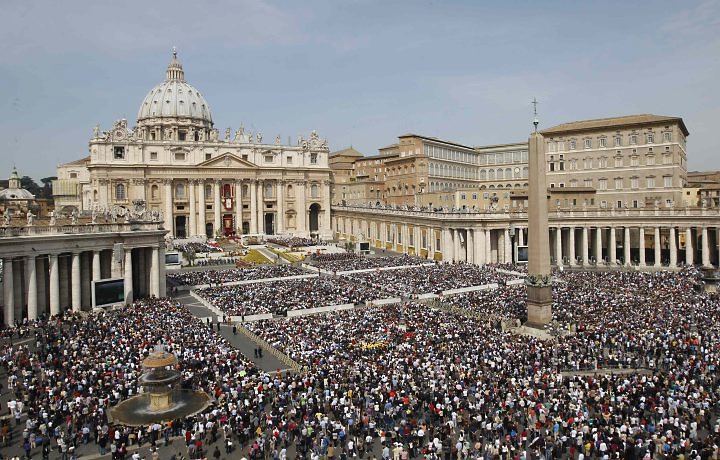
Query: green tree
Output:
[[20, 176, 41, 197], [40, 176, 57, 199]]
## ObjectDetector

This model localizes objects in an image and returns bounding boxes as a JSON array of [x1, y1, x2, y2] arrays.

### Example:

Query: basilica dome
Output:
[[137, 51, 213, 126]]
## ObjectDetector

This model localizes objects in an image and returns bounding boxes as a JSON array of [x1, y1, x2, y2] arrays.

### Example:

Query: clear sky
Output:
[[1, 0, 719, 181]]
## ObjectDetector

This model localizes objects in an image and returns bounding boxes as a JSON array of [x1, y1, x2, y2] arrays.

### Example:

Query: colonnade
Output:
[[332, 209, 720, 268], [2, 245, 165, 326]]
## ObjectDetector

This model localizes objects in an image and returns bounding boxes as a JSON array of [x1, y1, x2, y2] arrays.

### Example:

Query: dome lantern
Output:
[[165, 47, 185, 82]]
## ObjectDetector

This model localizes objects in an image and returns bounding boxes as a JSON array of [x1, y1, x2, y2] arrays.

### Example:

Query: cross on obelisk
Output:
[[525, 98, 552, 327]]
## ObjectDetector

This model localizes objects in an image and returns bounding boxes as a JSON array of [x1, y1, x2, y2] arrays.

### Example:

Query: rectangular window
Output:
[[631, 156, 639, 167], [113, 146, 125, 160], [664, 176, 673, 188], [569, 140, 576, 150], [664, 132, 672, 142], [663, 154, 672, 165], [630, 135, 638, 145], [472, 193, 477, 200], [646, 133, 654, 144], [617, 200, 623, 208], [175, 152, 186, 161], [265, 155, 273, 163], [584, 139, 592, 149], [632, 200, 638, 208], [598, 179, 607, 190], [599, 157, 607, 168], [150, 152, 158, 160], [647, 177, 655, 188], [599, 138, 606, 148], [286, 156, 293, 164], [69, 172, 77, 178], [614, 137, 622, 147], [615, 178, 623, 190], [646, 155, 655, 165], [310, 153, 318, 164], [631, 177, 639, 189], [584, 179, 593, 187], [205, 153, 211, 160]]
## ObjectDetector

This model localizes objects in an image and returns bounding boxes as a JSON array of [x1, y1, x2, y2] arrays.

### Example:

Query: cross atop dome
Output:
[[166, 47, 185, 82]]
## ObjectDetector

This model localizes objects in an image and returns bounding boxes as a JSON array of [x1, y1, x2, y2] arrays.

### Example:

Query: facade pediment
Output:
[[197, 153, 257, 169]]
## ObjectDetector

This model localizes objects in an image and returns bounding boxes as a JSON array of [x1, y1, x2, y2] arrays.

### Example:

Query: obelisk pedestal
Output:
[[525, 131, 553, 328]]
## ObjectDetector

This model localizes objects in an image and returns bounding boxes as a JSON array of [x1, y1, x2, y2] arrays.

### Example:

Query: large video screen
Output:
[[93, 278, 125, 307], [516, 245, 529, 263], [165, 252, 180, 265], [359, 242, 370, 251]]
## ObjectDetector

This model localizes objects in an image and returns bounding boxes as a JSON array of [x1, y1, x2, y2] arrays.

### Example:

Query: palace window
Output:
[[598, 179, 607, 190], [630, 135, 638, 145], [646, 133, 654, 144], [175, 183, 185, 199], [664, 176, 673, 188], [614, 137, 622, 147], [599, 138, 607, 148], [615, 178, 623, 190], [310, 153, 318, 165], [631, 177, 639, 189], [569, 140, 576, 150], [174, 152, 186, 161], [664, 132, 672, 142], [115, 183, 126, 200], [150, 152, 158, 160], [265, 155, 273, 163], [113, 146, 125, 160], [584, 139, 592, 149], [647, 177, 656, 188]]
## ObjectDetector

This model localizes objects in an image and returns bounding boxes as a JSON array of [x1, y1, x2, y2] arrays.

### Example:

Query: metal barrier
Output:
[[235, 323, 303, 374]]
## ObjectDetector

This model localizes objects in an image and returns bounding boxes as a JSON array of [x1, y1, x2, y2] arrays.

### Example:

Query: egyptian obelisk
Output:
[[525, 101, 552, 327]]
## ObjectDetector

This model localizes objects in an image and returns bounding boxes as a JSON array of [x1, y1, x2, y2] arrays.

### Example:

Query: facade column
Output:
[[685, 227, 694, 266], [624, 227, 631, 266], [26, 256, 38, 321], [150, 247, 159, 298], [71, 252, 81, 312], [257, 180, 265, 234], [164, 180, 174, 235], [234, 180, 243, 235], [569, 227, 576, 265], [594, 227, 602, 264], [654, 227, 662, 267], [609, 227, 617, 265], [518, 227, 524, 246], [214, 180, 223, 235], [638, 227, 646, 267], [497, 230, 504, 263], [188, 180, 197, 237], [296, 181, 306, 235], [124, 249, 133, 304], [49, 254, 60, 316], [555, 227, 563, 266], [669, 227, 677, 268], [443, 228, 453, 262], [92, 251, 101, 282], [582, 227, 589, 266], [702, 226, 711, 267], [250, 180, 258, 233], [466, 228, 474, 264], [504, 227, 511, 263], [453, 229, 462, 262], [476, 228, 486, 265], [3, 258, 14, 326], [159, 247, 167, 297], [277, 180, 285, 234], [197, 179, 206, 237], [322, 181, 331, 237]]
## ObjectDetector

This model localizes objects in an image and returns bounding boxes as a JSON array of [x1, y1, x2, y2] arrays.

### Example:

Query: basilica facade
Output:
[[54, 51, 332, 239]]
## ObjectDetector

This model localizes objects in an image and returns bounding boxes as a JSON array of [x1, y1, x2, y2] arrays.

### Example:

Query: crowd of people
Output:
[[173, 241, 223, 254], [307, 253, 427, 272], [2, 262, 720, 460], [195, 278, 395, 316], [167, 265, 309, 287], [344, 262, 517, 296], [266, 237, 328, 249], [194, 256, 242, 267]]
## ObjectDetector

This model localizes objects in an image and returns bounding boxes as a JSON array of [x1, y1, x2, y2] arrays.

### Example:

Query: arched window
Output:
[[115, 183, 126, 200], [505, 168, 512, 179], [175, 183, 185, 199], [479, 170, 487, 181], [287, 184, 294, 198], [151, 184, 159, 200], [205, 184, 212, 200], [488, 170, 496, 180]]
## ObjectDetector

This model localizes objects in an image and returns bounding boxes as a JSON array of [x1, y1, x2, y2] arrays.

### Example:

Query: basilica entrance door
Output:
[[175, 216, 187, 238]]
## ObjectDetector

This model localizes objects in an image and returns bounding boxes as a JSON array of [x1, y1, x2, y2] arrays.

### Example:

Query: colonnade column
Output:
[[702, 226, 711, 267], [164, 180, 174, 235], [197, 179, 206, 237], [582, 227, 589, 266], [49, 254, 60, 316], [569, 228, 576, 266], [296, 181, 307, 235], [555, 227, 563, 266], [150, 247, 159, 298], [504, 228, 511, 264], [594, 227, 602, 263], [466, 228, 474, 264], [654, 227, 661, 267], [322, 181, 331, 236], [214, 180, 222, 235], [3, 258, 14, 326], [250, 180, 258, 233], [477, 228, 486, 265], [623, 227, 631, 266], [518, 227, 524, 246], [92, 251, 101, 282], [276, 180, 284, 234], [124, 249, 133, 304], [638, 227, 646, 267], [485, 229, 491, 263], [26, 256, 38, 320], [234, 180, 243, 235], [453, 229, 462, 262], [685, 227, 693, 265], [188, 180, 197, 237], [443, 228, 453, 262], [669, 227, 677, 268], [71, 252, 81, 312], [608, 227, 616, 265]]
